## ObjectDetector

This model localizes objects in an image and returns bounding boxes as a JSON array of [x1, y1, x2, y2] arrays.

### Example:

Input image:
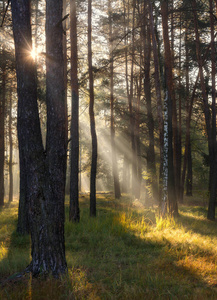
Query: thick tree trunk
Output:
[[11, 0, 67, 276], [0, 52, 6, 207], [109, 0, 121, 199], [88, 0, 98, 217], [69, 0, 80, 222]]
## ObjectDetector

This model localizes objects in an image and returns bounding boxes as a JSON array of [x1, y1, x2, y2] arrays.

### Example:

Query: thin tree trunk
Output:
[[9, 86, 13, 203], [148, 0, 164, 201], [69, 0, 80, 222], [108, 0, 121, 199], [161, 0, 178, 216], [186, 141, 192, 196], [143, 3, 157, 200], [0, 50, 6, 207], [191, 0, 214, 220], [208, 0, 216, 220], [88, 0, 97, 216]]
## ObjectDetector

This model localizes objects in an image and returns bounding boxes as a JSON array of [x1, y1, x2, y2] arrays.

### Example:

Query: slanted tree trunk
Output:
[[0, 50, 6, 207], [88, 0, 98, 217], [11, 0, 67, 276], [69, 0, 80, 222], [108, 0, 121, 199]]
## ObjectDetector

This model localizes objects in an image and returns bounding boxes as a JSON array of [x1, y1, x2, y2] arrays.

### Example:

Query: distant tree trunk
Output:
[[88, 0, 97, 216], [69, 0, 80, 222], [8, 86, 13, 203], [122, 153, 130, 193], [11, 0, 67, 276], [161, 0, 178, 216], [108, 0, 121, 199], [186, 141, 192, 196], [0, 51, 6, 207]]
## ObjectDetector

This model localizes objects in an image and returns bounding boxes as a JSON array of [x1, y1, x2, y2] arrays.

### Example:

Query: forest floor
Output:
[[0, 193, 217, 299]]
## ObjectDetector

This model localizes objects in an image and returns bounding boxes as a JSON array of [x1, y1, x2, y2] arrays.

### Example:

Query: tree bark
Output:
[[70, 0, 80, 222], [143, 2, 157, 201], [88, 0, 98, 216], [208, 0, 217, 220], [11, 0, 67, 276], [108, 0, 121, 199], [161, 0, 178, 216], [0, 49, 6, 207], [148, 0, 164, 201], [191, 0, 215, 220], [8, 86, 13, 203]]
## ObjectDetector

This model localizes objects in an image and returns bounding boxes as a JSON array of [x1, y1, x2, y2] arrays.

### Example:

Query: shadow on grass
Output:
[[178, 206, 217, 238], [1, 199, 217, 299]]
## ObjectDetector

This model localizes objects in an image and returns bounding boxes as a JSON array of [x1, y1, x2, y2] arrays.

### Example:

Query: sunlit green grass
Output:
[[0, 194, 217, 299]]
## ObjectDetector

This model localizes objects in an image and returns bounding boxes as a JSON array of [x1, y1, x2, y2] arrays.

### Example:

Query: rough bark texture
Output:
[[88, 0, 98, 217], [70, 0, 80, 222], [161, 0, 178, 216], [109, 0, 121, 199], [11, 0, 67, 276]]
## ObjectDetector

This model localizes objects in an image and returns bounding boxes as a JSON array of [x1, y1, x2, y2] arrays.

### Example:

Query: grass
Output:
[[0, 194, 217, 299]]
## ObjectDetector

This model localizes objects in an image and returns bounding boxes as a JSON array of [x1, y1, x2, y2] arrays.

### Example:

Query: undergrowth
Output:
[[0, 194, 217, 299]]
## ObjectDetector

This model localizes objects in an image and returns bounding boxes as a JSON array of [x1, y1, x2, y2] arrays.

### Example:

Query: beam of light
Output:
[[30, 46, 37, 61]]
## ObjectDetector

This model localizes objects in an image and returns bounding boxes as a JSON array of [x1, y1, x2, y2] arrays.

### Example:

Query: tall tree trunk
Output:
[[143, 2, 157, 201], [191, 0, 215, 220], [208, 0, 217, 220], [0, 50, 6, 207], [11, 0, 67, 276], [148, 0, 164, 201], [88, 0, 97, 216], [108, 0, 121, 199], [129, 0, 137, 197], [161, 0, 178, 216], [8, 86, 13, 203], [70, 0, 80, 222]]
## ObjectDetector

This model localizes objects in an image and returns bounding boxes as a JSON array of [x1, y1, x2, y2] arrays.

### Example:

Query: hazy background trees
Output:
[[0, 0, 216, 229]]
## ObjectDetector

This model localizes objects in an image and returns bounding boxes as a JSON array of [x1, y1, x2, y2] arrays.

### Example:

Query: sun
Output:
[[30, 47, 37, 60]]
